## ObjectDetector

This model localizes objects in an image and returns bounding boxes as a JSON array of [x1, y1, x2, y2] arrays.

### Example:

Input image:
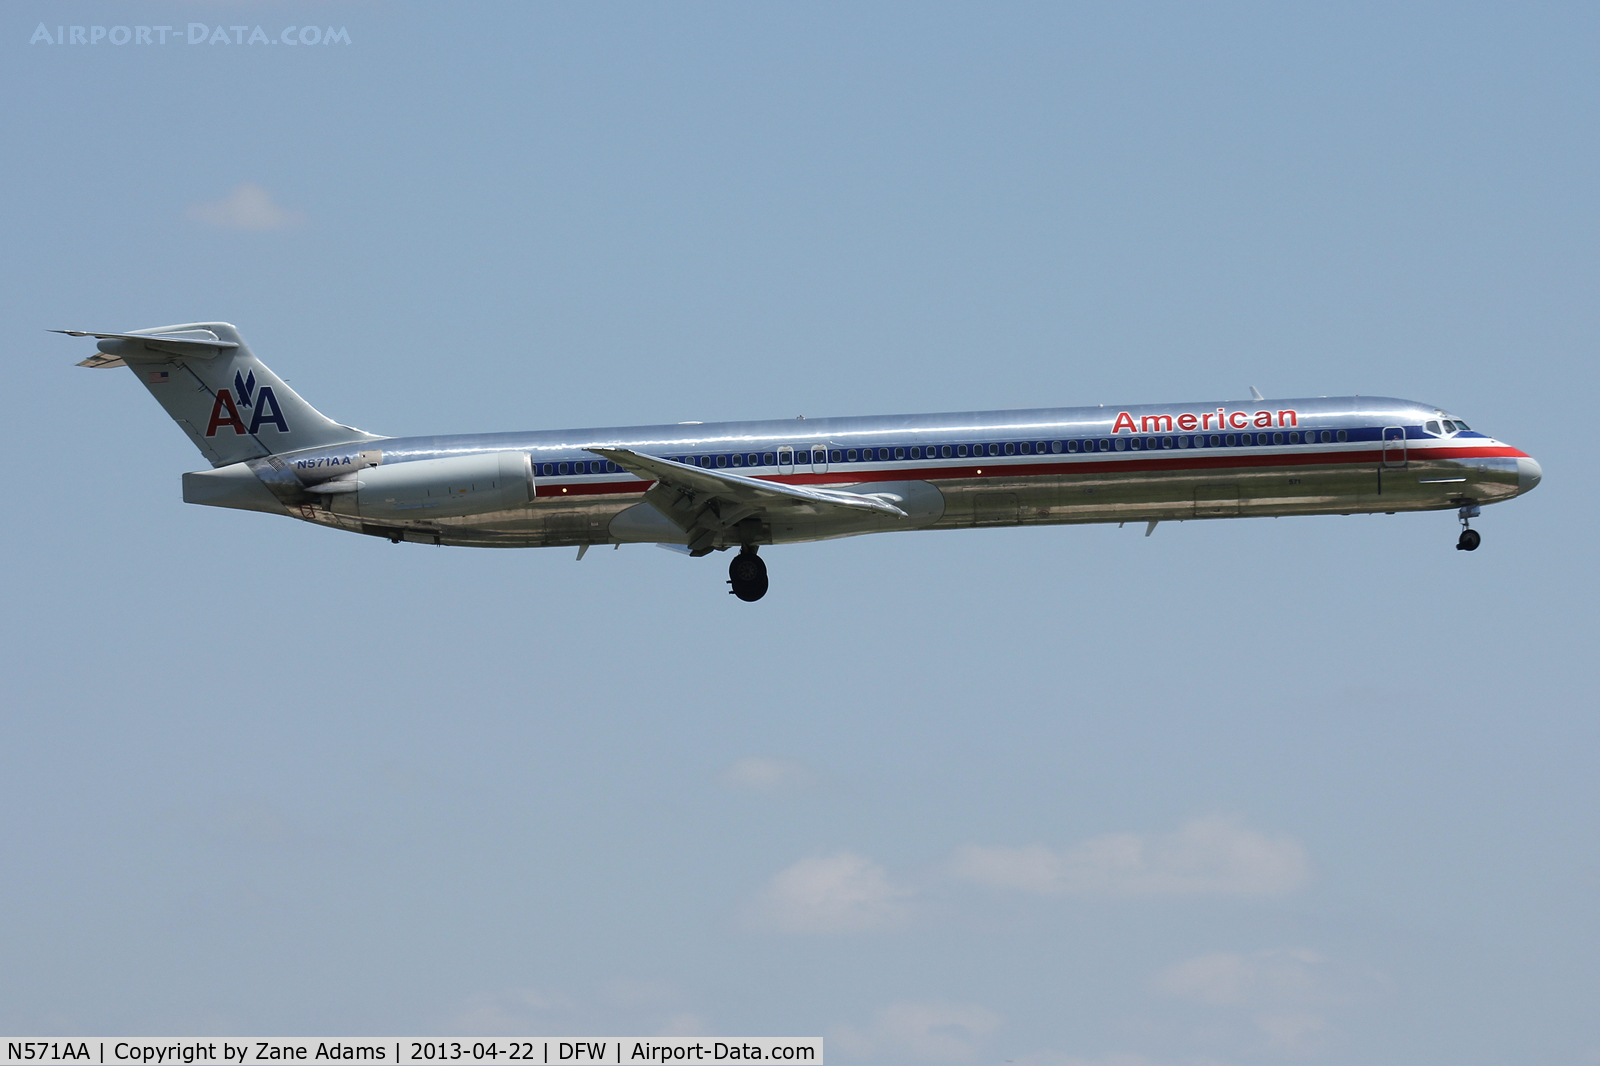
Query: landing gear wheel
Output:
[[1457, 528, 1481, 551], [727, 548, 769, 602]]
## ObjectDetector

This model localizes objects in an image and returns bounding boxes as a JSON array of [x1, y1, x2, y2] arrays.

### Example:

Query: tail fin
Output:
[[60, 322, 379, 465]]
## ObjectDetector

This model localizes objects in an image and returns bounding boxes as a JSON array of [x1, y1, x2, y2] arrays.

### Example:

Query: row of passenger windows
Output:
[[536, 429, 1351, 477]]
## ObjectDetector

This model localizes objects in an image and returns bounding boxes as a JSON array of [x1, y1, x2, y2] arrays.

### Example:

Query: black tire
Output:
[[730, 576, 769, 602], [1457, 529, 1481, 551], [728, 551, 769, 601], [729, 553, 766, 584]]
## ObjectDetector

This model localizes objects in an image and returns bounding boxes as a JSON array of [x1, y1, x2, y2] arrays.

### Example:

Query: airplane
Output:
[[62, 322, 1543, 601]]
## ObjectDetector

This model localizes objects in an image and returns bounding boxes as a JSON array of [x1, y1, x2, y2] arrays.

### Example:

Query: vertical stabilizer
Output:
[[62, 322, 380, 466]]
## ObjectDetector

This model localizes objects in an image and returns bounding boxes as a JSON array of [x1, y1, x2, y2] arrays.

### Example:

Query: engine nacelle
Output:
[[327, 451, 534, 520]]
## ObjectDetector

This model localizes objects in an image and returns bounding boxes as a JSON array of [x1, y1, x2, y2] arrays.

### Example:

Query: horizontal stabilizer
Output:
[[54, 328, 239, 360]]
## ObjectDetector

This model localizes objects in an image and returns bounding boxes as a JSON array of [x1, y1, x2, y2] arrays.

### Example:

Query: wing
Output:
[[589, 447, 907, 555]]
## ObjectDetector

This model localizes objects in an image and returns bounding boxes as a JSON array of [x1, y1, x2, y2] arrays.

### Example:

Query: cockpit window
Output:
[[1425, 420, 1441, 435], [1454, 420, 1471, 431]]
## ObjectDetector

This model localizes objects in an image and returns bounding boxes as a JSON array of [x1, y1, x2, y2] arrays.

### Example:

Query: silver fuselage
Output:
[[191, 395, 1541, 550]]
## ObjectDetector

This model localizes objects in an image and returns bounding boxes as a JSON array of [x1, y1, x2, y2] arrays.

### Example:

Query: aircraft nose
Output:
[[1517, 456, 1542, 494]]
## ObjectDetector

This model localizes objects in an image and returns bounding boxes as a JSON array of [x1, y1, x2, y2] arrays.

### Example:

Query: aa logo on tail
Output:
[[205, 369, 289, 436]]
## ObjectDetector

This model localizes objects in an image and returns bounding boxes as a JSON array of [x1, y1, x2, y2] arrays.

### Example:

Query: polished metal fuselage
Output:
[[253, 395, 1539, 549]]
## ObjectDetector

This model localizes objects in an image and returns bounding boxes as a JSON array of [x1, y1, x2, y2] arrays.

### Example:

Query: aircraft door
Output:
[[777, 447, 795, 475], [811, 446, 828, 476], [1382, 427, 1407, 468]]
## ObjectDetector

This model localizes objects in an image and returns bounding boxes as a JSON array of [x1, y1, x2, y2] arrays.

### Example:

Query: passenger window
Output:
[[1273, 432, 1285, 444], [1114, 438, 1126, 451], [895, 447, 905, 460], [1336, 430, 1347, 442], [1097, 439, 1108, 451], [847, 449, 857, 461], [1128, 438, 1140, 450], [989, 444, 1000, 456], [910, 447, 921, 459], [942, 445, 953, 458], [1176, 437, 1189, 448], [830, 450, 842, 462], [1005, 442, 1015, 455], [731, 454, 743, 466], [1019, 442, 1031, 454], [558, 462, 570, 474]]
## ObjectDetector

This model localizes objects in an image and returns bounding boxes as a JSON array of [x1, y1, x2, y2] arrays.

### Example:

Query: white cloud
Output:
[[948, 842, 1063, 893], [187, 183, 304, 230], [449, 988, 572, 1036], [949, 816, 1309, 897], [1011, 1049, 1235, 1056], [721, 756, 811, 792], [654, 1014, 708, 1038], [746, 851, 911, 933], [832, 1001, 1000, 1062], [1154, 949, 1340, 1054], [448, 984, 702, 1038], [1253, 1012, 1326, 1053], [1153, 949, 1324, 1007]]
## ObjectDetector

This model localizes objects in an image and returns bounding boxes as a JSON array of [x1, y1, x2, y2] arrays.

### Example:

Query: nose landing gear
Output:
[[728, 546, 769, 601], [1456, 504, 1481, 551]]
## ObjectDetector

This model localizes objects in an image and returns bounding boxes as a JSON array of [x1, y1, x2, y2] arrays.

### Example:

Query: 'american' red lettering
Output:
[[1113, 409, 1299, 434]]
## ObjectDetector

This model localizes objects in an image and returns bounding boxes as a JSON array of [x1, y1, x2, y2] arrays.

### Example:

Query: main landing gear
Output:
[[728, 546, 769, 602], [1456, 504, 1481, 552]]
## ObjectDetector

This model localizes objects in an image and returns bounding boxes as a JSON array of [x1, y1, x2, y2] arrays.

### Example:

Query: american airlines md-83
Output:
[[63, 323, 1543, 601]]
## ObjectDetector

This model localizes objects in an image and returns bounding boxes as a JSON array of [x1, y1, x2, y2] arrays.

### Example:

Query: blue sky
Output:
[[1, 3, 1596, 1062]]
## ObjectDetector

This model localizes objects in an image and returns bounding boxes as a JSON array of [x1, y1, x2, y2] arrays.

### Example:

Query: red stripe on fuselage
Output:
[[533, 444, 1528, 498]]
